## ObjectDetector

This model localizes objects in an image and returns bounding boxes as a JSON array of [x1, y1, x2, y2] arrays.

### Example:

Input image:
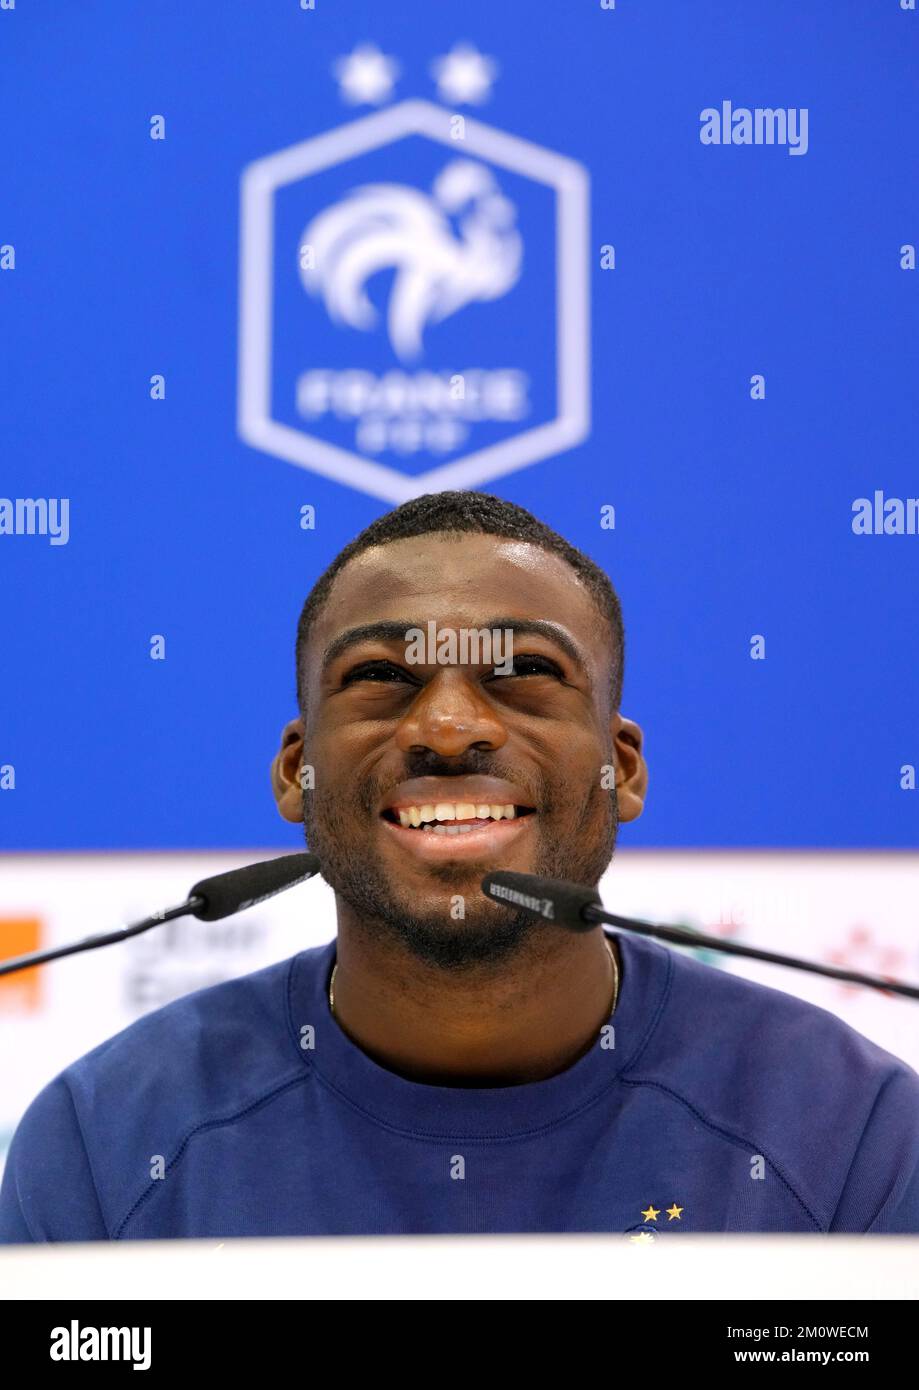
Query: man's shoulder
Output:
[[0, 943, 333, 1242], [662, 940, 915, 1075], [65, 943, 330, 1103], [44, 941, 334, 1150], [624, 935, 919, 1227], [635, 935, 919, 1104]]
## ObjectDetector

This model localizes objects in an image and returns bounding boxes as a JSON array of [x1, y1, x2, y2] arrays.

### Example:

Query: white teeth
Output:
[[391, 800, 525, 827]]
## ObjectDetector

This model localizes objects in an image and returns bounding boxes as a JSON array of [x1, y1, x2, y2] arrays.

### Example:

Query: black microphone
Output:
[[0, 852, 321, 978], [482, 871, 600, 930], [482, 869, 919, 1001], [188, 853, 320, 920]]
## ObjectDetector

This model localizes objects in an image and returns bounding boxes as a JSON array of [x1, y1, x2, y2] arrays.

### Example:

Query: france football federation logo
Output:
[[238, 46, 590, 503], [300, 159, 523, 363]]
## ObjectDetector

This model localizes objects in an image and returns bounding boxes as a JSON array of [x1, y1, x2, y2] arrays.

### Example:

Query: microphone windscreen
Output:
[[189, 852, 320, 922], [481, 870, 600, 931]]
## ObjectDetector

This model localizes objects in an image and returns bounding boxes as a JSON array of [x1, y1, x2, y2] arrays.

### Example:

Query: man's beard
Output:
[[301, 770, 619, 971]]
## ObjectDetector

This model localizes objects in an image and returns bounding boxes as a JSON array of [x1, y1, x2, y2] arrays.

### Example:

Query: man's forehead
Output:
[[315, 533, 600, 636]]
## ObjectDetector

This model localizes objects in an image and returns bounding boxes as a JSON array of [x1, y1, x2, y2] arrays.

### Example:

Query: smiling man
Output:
[[2, 491, 918, 1241]]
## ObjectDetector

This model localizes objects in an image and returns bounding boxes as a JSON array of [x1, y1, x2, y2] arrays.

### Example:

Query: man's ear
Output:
[[271, 718, 306, 823], [612, 714, 648, 823]]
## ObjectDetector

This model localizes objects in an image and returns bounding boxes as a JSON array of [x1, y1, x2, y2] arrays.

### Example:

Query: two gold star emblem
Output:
[[629, 1202, 684, 1239], [641, 1203, 683, 1222]]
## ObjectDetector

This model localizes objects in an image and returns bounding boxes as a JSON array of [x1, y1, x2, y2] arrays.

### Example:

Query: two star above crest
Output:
[[642, 1203, 683, 1222], [333, 42, 498, 107], [630, 1203, 684, 1240]]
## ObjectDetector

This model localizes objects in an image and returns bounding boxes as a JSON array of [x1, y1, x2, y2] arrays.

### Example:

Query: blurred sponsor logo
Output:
[[0, 917, 42, 1011]]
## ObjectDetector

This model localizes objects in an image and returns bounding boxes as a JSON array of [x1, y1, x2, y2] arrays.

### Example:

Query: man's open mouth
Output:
[[377, 777, 537, 859], [381, 803, 536, 835]]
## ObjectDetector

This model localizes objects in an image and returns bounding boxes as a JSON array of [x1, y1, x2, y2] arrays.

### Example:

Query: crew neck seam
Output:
[[304, 1052, 630, 1144], [287, 945, 628, 1141], [605, 931, 674, 1073], [284, 950, 323, 1067], [284, 934, 674, 1143]]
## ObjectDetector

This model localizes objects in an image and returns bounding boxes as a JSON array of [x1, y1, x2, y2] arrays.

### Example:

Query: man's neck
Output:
[[329, 916, 619, 1087]]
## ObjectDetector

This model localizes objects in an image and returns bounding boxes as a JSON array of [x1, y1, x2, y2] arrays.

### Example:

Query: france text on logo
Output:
[[238, 100, 590, 503]]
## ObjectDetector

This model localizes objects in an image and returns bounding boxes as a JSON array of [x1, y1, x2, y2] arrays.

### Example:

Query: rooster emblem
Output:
[[299, 159, 523, 361]]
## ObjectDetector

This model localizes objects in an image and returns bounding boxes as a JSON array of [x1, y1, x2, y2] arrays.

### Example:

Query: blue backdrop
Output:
[[1, 0, 916, 849]]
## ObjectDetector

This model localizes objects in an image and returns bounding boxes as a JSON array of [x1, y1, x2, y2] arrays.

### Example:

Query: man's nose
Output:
[[394, 670, 508, 757]]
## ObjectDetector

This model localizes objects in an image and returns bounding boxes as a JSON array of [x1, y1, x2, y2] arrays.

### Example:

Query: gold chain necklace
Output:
[[328, 937, 619, 1018]]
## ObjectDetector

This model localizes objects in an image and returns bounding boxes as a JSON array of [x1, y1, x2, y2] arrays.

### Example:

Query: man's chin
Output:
[[305, 799, 617, 967], [365, 901, 535, 970]]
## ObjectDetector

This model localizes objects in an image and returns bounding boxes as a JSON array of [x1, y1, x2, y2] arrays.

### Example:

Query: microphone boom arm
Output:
[[0, 852, 320, 979], [481, 870, 919, 1002], [0, 899, 204, 978], [584, 904, 919, 1001]]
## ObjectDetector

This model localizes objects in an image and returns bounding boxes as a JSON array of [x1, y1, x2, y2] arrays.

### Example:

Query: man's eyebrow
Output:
[[484, 618, 588, 669], [321, 621, 420, 671], [320, 618, 589, 672]]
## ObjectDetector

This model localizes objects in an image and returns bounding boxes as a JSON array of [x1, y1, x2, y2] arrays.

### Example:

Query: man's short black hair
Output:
[[296, 490, 625, 711]]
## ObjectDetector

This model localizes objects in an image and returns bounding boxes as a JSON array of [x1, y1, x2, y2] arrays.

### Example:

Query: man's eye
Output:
[[342, 660, 414, 686], [489, 655, 563, 679]]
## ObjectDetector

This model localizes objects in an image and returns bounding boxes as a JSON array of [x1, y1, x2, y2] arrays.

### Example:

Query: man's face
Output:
[[275, 533, 646, 967]]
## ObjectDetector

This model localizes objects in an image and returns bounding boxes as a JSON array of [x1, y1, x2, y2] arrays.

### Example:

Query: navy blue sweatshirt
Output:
[[2, 931, 918, 1240]]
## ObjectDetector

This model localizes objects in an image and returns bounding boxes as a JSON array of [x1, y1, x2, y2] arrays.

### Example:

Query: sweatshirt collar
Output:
[[290, 931, 670, 1140]]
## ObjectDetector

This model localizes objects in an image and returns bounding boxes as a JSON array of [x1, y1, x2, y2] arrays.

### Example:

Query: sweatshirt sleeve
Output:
[[830, 1065, 919, 1234], [0, 1075, 110, 1243]]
